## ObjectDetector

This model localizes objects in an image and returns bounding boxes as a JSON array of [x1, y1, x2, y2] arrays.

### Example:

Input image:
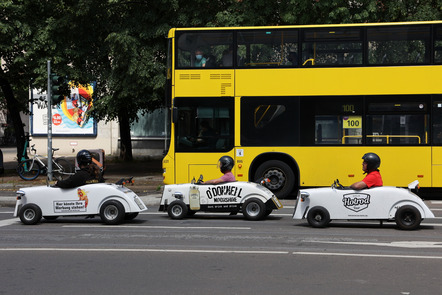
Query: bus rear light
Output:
[[417, 175, 424, 178]]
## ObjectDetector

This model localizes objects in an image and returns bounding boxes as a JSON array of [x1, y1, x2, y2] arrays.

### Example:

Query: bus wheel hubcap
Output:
[[264, 170, 285, 190]]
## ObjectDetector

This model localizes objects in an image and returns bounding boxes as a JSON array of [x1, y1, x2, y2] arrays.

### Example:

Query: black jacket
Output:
[[55, 168, 92, 188]]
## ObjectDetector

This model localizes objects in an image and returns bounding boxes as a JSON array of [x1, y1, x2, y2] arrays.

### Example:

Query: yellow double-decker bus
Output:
[[162, 21, 442, 198]]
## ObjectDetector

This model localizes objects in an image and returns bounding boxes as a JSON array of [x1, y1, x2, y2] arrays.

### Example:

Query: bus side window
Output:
[[367, 25, 431, 65], [301, 28, 363, 66], [237, 30, 298, 67], [366, 100, 429, 145], [311, 98, 363, 145], [175, 32, 233, 69]]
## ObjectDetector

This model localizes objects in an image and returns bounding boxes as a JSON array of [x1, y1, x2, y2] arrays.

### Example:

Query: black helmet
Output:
[[362, 152, 380, 171], [77, 149, 92, 166], [218, 156, 234, 173]]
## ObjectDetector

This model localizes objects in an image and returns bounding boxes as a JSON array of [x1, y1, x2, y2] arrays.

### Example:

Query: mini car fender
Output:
[[388, 201, 434, 220], [240, 194, 267, 205], [98, 196, 131, 213]]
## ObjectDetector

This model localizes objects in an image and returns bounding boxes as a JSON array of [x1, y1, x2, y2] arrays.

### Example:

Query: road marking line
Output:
[[0, 218, 18, 227], [304, 240, 442, 248], [292, 251, 442, 260], [0, 248, 440, 259], [0, 248, 288, 255], [62, 225, 252, 230]]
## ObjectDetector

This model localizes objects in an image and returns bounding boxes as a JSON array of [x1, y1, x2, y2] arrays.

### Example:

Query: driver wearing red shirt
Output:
[[350, 153, 383, 190]]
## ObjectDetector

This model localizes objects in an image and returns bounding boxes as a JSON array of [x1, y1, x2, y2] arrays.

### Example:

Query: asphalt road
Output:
[[1, 204, 442, 295]]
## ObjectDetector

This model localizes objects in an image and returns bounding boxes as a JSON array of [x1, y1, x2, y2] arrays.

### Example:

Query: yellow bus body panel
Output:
[[174, 70, 234, 97], [169, 146, 432, 188], [236, 66, 442, 96]]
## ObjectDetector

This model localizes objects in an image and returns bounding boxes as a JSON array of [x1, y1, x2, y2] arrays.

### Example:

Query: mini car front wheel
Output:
[[167, 201, 188, 219], [395, 205, 422, 230], [100, 200, 125, 225], [242, 198, 265, 221], [19, 204, 42, 225], [307, 206, 330, 228]]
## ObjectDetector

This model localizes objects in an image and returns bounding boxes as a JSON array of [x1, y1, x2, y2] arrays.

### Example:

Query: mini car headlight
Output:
[[300, 192, 309, 202], [16, 190, 25, 200], [173, 192, 183, 199]]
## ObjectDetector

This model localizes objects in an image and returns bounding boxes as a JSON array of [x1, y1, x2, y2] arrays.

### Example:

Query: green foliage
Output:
[[0, 0, 441, 159]]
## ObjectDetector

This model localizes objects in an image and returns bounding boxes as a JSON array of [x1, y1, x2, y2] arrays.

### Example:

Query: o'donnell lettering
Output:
[[206, 185, 243, 199]]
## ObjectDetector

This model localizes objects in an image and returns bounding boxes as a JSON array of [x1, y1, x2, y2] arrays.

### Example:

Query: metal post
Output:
[[47, 60, 53, 181]]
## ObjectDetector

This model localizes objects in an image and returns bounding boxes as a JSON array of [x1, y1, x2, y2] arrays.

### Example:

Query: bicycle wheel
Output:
[[53, 158, 74, 181], [17, 159, 41, 180]]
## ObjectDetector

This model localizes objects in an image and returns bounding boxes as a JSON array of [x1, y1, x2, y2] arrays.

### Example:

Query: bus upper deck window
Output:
[[175, 31, 233, 69], [435, 25, 442, 64], [367, 25, 431, 65]]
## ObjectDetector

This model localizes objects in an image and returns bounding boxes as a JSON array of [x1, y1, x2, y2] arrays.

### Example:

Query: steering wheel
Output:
[[197, 174, 203, 184], [332, 179, 344, 189]]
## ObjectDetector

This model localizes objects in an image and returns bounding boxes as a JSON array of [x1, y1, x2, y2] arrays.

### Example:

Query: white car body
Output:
[[293, 180, 435, 230], [159, 181, 283, 220], [14, 183, 147, 225]]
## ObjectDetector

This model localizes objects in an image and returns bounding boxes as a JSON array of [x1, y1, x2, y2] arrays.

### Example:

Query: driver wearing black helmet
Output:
[[55, 150, 95, 188], [202, 155, 236, 184], [350, 152, 383, 190]]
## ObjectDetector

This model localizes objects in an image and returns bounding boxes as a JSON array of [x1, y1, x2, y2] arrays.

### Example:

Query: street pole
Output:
[[47, 60, 53, 181]]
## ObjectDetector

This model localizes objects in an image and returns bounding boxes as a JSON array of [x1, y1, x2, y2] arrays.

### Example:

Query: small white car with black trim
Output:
[[293, 180, 434, 230], [14, 178, 147, 225], [159, 176, 283, 220]]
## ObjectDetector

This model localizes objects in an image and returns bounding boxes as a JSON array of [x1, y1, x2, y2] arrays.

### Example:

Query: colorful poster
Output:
[[31, 83, 96, 136]]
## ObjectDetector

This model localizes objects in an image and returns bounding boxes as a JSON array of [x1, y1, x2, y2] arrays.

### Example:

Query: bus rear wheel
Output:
[[254, 160, 295, 199]]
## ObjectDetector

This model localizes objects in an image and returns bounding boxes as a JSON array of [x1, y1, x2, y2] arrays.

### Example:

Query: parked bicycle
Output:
[[17, 145, 74, 181]]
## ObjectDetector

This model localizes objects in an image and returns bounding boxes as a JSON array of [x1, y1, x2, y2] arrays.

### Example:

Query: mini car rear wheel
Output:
[[19, 204, 42, 225], [395, 205, 422, 230], [307, 206, 330, 228], [242, 198, 265, 221], [100, 200, 125, 225], [167, 201, 188, 219]]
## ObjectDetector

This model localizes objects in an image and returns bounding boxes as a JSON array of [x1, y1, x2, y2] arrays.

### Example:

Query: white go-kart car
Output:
[[14, 178, 147, 225], [293, 180, 435, 230], [159, 176, 283, 220]]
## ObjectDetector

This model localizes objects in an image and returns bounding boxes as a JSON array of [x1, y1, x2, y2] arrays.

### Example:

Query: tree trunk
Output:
[[0, 78, 27, 162], [118, 110, 133, 161]]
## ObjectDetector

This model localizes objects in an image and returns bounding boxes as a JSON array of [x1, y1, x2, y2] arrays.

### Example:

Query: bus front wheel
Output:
[[254, 160, 295, 199]]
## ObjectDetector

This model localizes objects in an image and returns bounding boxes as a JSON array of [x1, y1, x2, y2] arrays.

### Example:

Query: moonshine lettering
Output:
[[206, 185, 243, 200]]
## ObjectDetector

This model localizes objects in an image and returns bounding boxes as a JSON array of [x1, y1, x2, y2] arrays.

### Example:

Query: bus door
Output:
[[173, 97, 235, 184], [432, 100, 442, 187]]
